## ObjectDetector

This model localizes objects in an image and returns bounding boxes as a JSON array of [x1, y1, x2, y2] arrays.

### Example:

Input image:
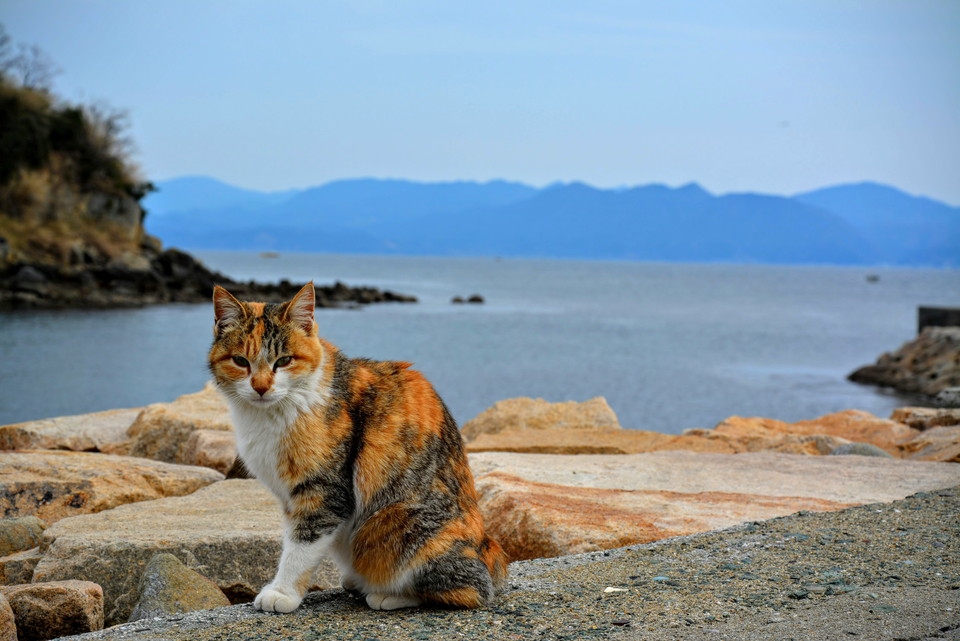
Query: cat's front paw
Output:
[[254, 585, 303, 613]]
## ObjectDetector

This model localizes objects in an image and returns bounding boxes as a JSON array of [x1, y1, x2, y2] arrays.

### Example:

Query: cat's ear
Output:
[[213, 285, 245, 335], [284, 282, 316, 334]]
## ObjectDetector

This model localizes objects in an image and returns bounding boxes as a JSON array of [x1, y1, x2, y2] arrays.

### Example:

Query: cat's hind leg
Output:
[[365, 593, 423, 610], [412, 551, 496, 609]]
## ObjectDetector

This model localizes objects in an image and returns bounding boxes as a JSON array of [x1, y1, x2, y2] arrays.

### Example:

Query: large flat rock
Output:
[[0, 451, 223, 523], [33, 480, 339, 627], [469, 450, 960, 560], [0, 408, 140, 454]]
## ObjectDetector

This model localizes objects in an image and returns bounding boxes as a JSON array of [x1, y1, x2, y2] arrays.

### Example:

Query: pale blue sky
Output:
[[3, 1, 959, 204]]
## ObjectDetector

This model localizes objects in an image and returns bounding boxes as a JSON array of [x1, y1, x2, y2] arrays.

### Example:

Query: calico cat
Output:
[[208, 282, 508, 612]]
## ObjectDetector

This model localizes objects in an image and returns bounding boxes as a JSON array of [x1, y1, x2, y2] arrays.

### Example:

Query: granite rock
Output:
[[0, 548, 42, 586], [128, 553, 230, 623], [469, 450, 960, 560], [0, 592, 15, 641], [0, 517, 45, 557], [32, 480, 338, 626], [849, 326, 960, 398], [0, 408, 138, 455], [890, 406, 960, 430], [0, 580, 103, 641], [898, 425, 960, 463], [460, 397, 620, 442], [0, 451, 222, 524], [182, 430, 237, 475], [126, 384, 232, 465]]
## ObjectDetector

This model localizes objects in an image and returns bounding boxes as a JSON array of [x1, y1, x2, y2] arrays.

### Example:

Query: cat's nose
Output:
[[252, 381, 270, 396]]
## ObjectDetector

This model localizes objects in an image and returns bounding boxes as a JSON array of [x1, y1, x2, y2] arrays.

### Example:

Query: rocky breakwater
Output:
[[1, 392, 960, 638], [849, 326, 960, 406]]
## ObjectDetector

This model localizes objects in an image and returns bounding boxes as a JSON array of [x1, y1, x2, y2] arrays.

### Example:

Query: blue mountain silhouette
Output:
[[143, 177, 958, 266]]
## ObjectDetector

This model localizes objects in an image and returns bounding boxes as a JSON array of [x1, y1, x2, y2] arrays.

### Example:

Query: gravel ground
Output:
[[64, 486, 960, 641]]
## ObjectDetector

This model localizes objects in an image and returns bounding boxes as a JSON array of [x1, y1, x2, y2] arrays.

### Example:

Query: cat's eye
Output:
[[232, 356, 250, 368], [274, 356, 292, 371]]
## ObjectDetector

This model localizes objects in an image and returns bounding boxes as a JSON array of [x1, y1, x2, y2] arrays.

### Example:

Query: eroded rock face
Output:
[[849, 326, 960, 398], [461, 397, 622, 442], [0, 580, 104, 641], [0, 451, 223, 523], [32, 480, 339, 627], [469, 450, 960, 561]]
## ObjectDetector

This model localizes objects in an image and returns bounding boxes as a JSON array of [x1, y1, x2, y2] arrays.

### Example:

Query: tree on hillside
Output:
[[0, 24, 61, 90]]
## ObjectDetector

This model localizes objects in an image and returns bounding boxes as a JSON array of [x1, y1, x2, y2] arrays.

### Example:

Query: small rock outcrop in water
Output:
[[0, 241, 418, 310], [848, 327, 960, 402]]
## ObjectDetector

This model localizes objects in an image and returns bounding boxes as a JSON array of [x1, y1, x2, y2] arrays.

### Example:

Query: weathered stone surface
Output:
[[182, 430, 237, 475], [33, 480, 339, 627], [0, 592, 15, 641], [890, 406, 960, 430], [849, 326, 960, 398], [127, 384, 232, 465], [829, 442, 894, 458], [476, 471, 853, 560], [0, 548, 42, 586], [466, 427, 675, 454], [0, 409, 138, 455], [899, 425, 960, 463], [461, 397, 621, 442], [703, 410, 917, 456], [465, 408, 934, 458], [0, 580, 103, 641], [469, 450, 960, 561], [128, 553, 230, 622], [0, 451, 223, 524], [0, 517, 45, 557]]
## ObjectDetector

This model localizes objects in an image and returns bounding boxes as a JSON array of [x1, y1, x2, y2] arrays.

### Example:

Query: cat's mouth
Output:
[[247, 394, 279, 407]]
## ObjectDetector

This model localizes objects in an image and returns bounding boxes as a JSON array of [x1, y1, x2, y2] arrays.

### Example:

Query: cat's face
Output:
[[209, 283, 323, 409]]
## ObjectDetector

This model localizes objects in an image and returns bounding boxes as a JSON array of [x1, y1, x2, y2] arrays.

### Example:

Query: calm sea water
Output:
[[2, 252, 958, 433]]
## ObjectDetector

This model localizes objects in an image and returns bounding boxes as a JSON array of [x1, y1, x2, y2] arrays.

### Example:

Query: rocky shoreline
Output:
[[0, 244, 416, 310], [1, 393, 959, 640]]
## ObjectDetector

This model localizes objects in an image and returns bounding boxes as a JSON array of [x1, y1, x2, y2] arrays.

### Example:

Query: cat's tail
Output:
[[479, 535, 509, 590]]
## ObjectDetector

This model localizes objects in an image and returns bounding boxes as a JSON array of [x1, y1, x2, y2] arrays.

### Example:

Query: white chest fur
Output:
[[223, 368, 330, 505]]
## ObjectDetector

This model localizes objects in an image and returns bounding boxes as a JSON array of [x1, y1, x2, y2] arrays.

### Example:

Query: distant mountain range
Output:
[[143, 176, 960, 267]]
